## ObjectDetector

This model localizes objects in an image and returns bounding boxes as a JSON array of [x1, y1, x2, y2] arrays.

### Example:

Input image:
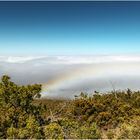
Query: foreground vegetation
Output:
[[0, 75, 140, 139]]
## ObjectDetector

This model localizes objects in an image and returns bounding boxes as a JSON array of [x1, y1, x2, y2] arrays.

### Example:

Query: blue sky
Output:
[[0, 1, 140, 55]]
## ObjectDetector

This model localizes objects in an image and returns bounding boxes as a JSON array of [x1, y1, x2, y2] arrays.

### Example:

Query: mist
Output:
[[0, 55, 140, 98]]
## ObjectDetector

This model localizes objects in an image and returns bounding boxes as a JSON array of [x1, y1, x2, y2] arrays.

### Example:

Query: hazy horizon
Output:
[[0, 55, 140, 98]]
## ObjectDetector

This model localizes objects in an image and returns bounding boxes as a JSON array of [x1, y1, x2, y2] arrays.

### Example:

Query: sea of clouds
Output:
[[0, 55, 140, 98]]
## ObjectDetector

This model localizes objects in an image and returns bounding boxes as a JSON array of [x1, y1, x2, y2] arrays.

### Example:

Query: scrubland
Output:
[[0, 75, 140, 139]]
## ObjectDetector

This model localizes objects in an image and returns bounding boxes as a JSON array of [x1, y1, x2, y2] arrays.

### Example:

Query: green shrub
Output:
[[115, 117, 140, 139], [106, 129, 115, 139], [0, 75, 45, 139], [77, 123, 101, 139], [44, 123, 64, 139]]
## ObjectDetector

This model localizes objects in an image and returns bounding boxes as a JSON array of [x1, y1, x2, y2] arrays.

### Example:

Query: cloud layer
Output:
[[0, 55, 140, 98]]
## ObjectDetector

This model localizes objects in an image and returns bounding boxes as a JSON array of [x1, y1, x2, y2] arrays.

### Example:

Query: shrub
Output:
[[0, 75, 45, 138], [115, 117, 140, 139], [44, 123, 64, 139]]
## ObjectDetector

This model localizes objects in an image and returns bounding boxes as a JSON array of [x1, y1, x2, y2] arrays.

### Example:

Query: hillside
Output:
[[0, 75, 140, 139]]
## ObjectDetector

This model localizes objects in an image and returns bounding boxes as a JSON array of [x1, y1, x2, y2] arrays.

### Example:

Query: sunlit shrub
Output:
[[115, 117, 140, 139], [44, 122, 64, 139]]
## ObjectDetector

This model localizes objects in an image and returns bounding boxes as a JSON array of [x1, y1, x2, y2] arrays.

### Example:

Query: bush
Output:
[[58, 118, 101, 139], [0, 75, 45, 138], [77, 123, 101, 139], [44, 123, 64, 139], [115, 117, 140, 139]]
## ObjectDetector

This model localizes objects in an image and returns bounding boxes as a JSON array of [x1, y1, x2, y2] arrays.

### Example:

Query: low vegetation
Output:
[[0, 75, 140, 139]]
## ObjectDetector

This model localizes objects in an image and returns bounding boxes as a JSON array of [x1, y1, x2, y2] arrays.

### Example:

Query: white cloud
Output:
[[0, 55, 140, 64], [0, 56, 46, 63], [0, 55, 140, 98]]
